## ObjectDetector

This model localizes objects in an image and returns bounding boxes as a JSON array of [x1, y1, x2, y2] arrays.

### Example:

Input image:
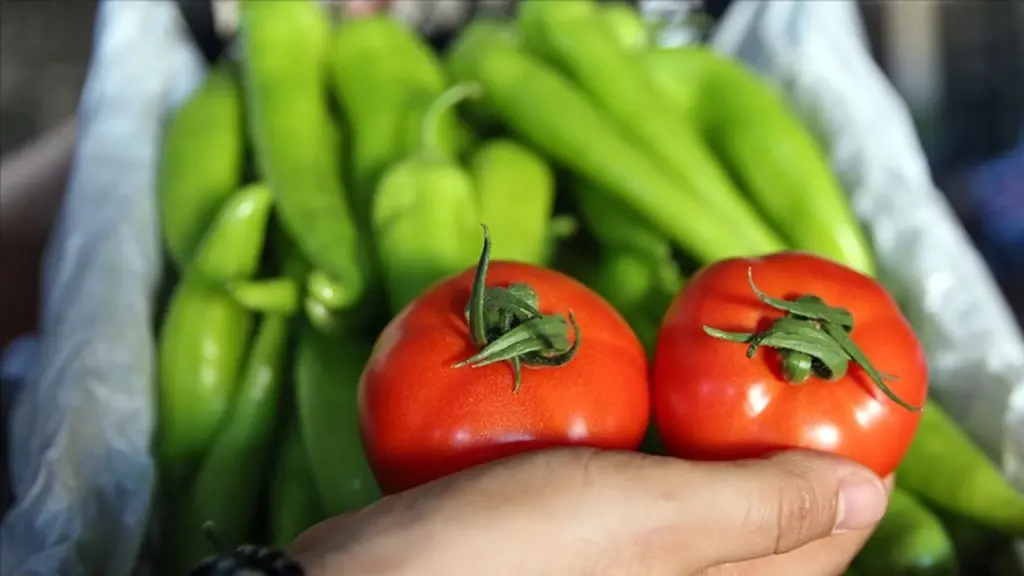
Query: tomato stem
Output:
[[703, 267, 921, 411], [454, 225, 581, 392]]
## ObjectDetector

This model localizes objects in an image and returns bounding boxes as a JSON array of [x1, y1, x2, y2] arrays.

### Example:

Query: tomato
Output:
[[652, 252, 928, 477], [358, 234, 650, 494]]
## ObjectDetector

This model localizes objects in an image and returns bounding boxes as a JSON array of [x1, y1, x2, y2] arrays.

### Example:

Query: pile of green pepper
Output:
[[151, 1, 1024, 574]]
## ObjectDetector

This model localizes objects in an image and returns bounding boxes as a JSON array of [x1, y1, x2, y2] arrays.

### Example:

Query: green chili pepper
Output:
[[578, 246, 680, 354], [157, 184, 273, 490], [598, 2, 650, 52], [330, 15, 467, 222], [239, 0, 365, 308], [852, 488, 957, 576], [158, 61, 245, 269], [897, 402, 1024, 536], [270, 413, 327, 548], [447, 22, 780, 264], [516, 1, 785, 257], [160, 312, 291, 576], [638, 46, 876, 276], [295, 323, 380, 515], [469, 139, 555, 266], [573, 178, 677, 266], [372, 83, 481, 314]]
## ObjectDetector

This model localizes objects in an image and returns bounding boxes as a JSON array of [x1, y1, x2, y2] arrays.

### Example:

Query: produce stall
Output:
[[1, 1, 1022, 575]]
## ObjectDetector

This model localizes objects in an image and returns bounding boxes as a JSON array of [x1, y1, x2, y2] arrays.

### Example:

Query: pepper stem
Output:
[[454, 225, 580, 392], [420, 82, 481, 160], [703, 267, 921, 411]]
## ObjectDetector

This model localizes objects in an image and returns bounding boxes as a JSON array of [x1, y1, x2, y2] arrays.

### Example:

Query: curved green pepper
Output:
[[239, 0, 365, 308], [853, 488, 957, 575], [295, 324, 380, 515], [160, 312, 291, 576], [447, 22, 778, 263], [330, 15, 466, 221], [638, 47, 876, 276], [270, 412, 328, 548], [157, 184, 273, 490], [372, 84, 481, 314], [516, 1, 785, 257], [159, 61, 245, 269], [897, 402, 1024, 536]]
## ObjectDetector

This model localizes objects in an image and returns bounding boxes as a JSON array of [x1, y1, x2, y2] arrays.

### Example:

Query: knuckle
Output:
[[769, 464, 835, 554]]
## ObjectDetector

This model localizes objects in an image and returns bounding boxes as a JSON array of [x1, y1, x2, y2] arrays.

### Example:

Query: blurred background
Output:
[[1, 0, 1022, 349]]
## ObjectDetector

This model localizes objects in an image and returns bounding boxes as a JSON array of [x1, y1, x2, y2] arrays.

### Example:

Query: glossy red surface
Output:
[[359, 261, 651, 494], [653, 252, 928, 477]]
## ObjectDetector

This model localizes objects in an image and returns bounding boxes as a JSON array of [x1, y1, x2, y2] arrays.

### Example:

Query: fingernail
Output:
[[835, 471, 887, 533]]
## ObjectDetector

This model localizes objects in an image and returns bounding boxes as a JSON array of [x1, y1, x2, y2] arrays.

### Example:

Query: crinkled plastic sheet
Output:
[[1, 1, 1021, 574], [0, 2, 206, 575]]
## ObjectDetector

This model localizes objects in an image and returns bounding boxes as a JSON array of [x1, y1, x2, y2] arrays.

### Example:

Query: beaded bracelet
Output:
[[186, 522, 305, 576]]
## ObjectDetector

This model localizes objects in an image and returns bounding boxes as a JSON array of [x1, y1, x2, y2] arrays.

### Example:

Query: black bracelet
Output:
[[187, 544, 305, 576]]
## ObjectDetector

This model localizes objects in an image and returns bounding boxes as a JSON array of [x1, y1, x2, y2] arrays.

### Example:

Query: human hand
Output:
[[288, 448, 891, 576]]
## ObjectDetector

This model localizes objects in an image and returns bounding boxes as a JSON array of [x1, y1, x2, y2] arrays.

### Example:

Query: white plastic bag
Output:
[[2, 1, 1021, 574]]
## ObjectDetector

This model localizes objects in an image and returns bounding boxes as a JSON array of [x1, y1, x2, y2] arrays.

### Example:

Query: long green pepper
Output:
[[330, 15, 467, 221], [638, 47, 876, 275], [295, 324, 381, 515], [270, 414, 328, 548], [516, 1, 784, 256], [447, 23, 780, 264], [160, 312, 292, 576], [158, 62, 246, 269], [897, 402, 1024, 536], [239, 0, 365, 308], [157, 183, 273, 492]]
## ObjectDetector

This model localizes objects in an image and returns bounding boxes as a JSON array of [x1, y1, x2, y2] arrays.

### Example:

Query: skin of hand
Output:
[[289, 448, 892, 576]]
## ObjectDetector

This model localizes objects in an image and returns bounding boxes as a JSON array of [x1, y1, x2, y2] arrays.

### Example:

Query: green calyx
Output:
[[704, 267, 921, 412], [454, 225, 580, 392]]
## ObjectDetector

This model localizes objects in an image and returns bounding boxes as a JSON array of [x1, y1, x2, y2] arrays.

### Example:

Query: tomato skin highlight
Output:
[[652, 252, 928, 478], [359, 261, 650, 494]]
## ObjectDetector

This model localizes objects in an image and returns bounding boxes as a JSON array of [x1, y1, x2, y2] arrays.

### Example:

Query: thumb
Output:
[[677, 451, 889, 567]]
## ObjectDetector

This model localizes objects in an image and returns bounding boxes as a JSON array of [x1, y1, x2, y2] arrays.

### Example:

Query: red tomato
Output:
[[359, 260, 650, 494], [652, 252, 928, 477]]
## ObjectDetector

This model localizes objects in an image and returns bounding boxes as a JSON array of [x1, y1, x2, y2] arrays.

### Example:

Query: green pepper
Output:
[[295, 323, 380, 515], [897, 402, 1024, 536], [469, 139, 555, 266], [852, 488, 957, 575], [270, 413, 328, 548], [239, 0, 366, 308], [515, 1, 785, 258], [638, 47, 876, 276], [372, 83, 481, 314], [160, 311, 292, 576], [330, 15, 466, 222], [577, 246, 680, 354], [157, 184, 273, 489], [158, 61, 245, 269], [446, 22, 780, 264], [598, 2, 650, 52]]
